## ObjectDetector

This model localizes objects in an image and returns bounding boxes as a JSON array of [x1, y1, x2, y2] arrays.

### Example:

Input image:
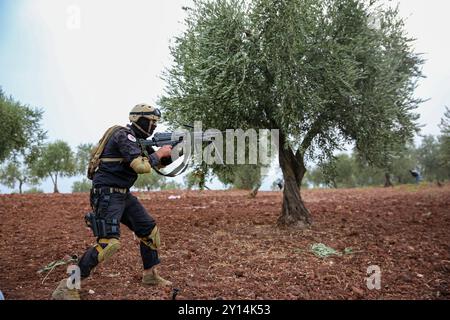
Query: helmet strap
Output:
[[131, 121, 150, 138]]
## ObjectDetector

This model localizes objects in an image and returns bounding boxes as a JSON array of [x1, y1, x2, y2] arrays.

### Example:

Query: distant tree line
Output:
[[0, 88, 198, 193], [1, 86, 448, 194], [301, 108, 450, 189]]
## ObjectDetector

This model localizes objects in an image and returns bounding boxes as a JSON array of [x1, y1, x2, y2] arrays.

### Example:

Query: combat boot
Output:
[[142, 268, 172, 286], [51, 279, 81, 300]]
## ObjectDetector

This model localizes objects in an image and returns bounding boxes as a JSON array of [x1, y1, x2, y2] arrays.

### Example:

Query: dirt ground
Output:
[[0, 184, 449, 300]]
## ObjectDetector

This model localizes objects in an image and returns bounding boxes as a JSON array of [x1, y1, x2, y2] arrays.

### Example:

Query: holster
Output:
[[84, 212, 119, 238], [84, 212, 100, 237]]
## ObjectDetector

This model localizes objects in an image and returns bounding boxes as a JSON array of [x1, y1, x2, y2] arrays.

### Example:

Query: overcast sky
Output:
[[0, 0, 449, 193]]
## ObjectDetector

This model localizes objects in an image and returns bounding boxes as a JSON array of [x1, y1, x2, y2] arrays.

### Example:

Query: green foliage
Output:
[[159, 180, 184, 190], [416, 135, 447, 182], [0, 88, 46, 162], [185, 171, 201, 190], [24, 187, 44, 194], [306, 147, 419, 188], [388, 144, 417, 184], [306, 131, 450, 188], [334, 154, 357, 188], [439, 107, 450, 175], [75, 143, 94, 176], [160, 0, 423, 185], [304, 168, 322, 188], [72, 179, 92, 193], [216, 164, 261, 189], [310, 153, 360, 188], [440, 106, 450, 136], [184, 165, 210, 190], [310, 243, 342, 258], [31, 140, 76, 193], [135, 172, 163, 191], [0, 162, 20, 189], [0, 157, 40, 194], [135, 171, 183, 191]]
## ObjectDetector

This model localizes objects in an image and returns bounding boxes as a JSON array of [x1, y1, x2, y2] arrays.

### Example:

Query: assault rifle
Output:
[[137, 125, 222, 148], [136, 126, 224, 177], [138, 132, 185, 148]]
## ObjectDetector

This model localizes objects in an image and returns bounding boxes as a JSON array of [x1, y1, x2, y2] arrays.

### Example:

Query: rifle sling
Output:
[[153, 160, 190, 177], [100, 158, 125, 163], [100, 156, 188, 177]]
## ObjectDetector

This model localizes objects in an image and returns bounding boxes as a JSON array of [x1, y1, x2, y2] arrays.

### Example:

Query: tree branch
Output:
[[49, 174, 55, 185], [296, 117, 324, 159]]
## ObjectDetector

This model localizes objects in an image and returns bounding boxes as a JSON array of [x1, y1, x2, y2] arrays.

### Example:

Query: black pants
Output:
[[78, 191, 160, 278]]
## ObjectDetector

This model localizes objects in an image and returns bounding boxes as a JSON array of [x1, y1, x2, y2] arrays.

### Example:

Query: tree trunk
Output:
[[384, 172, 393, 188], [19, 180, 23, 194], [248, 183, 261, 198], [277, 141, 312, 228], [53, 174, 59, 193]]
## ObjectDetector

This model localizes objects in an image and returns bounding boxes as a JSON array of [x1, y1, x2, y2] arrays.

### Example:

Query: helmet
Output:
[[129, 103, 161, 123], [129, 104, 161, 138]]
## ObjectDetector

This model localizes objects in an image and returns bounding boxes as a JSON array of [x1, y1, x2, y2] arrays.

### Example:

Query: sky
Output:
[[0, 0, 449, 193]]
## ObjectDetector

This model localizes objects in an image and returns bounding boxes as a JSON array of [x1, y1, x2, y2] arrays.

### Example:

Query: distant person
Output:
[[409, 169, 421, 184], [276, 179, 284, 190], [52, 104, 174, 300]]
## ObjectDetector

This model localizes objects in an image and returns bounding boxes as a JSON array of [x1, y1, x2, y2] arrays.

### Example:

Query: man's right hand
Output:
[[155, 145, 173, 159]]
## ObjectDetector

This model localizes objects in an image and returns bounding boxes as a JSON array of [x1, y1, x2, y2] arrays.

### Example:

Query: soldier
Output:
[[52, 104, 173, 300], [276, 178, 284, 190], [409, 169, 421, 184]]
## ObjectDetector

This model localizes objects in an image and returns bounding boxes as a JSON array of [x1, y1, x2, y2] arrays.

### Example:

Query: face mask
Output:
[[135, 117, 157, 137], [148, 121, 157, 135]]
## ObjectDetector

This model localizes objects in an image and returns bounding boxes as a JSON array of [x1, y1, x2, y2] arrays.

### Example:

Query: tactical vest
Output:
[[87, 125, 126, 180]]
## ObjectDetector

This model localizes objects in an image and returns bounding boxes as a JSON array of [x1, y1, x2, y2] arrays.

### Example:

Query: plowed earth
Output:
[[0, 185, 449, 300]]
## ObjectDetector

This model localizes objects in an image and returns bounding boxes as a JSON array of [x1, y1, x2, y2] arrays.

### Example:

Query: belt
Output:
[[92, 187, 129, 194]]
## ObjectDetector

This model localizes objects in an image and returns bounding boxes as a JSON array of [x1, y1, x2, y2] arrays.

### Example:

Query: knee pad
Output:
[[139, 225, 160, 250], [95, 238, 121, 263]]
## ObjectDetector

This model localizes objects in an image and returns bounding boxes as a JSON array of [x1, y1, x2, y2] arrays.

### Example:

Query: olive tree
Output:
[[439, 107, 450, 179], [31, 141, 76, 193], [75, 143, 95, 176], [160, 0, 423, 227], [0, 88, 46, 162], [0, 159, 40, 194]]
